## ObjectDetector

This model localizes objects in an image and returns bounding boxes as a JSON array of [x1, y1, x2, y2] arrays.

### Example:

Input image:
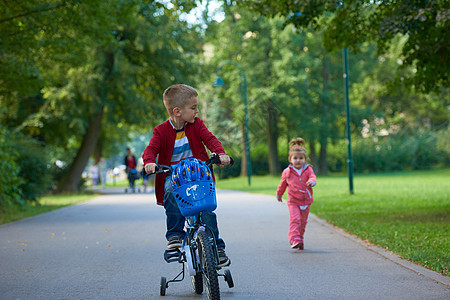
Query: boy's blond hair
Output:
[[163, 84, 198, 116]]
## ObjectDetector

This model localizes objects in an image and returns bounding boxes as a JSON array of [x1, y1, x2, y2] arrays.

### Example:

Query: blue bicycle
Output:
[[149, 154, 234, 299]]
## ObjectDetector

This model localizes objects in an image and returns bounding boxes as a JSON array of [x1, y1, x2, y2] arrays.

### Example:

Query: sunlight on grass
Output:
[[0, 194, 98, 225], [216, 169, 450, 275]]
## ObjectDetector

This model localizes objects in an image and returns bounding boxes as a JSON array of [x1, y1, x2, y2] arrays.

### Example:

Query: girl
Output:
[[276, 138, 317, 250]]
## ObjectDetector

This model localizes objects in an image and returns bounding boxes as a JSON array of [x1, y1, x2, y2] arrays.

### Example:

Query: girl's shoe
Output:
[[298, 243, 304, 250], [291, 240, 302, 249]]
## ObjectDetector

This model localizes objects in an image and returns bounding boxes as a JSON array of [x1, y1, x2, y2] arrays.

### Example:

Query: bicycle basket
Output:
[[171, 158, 216, 216], [173, 180, 217, 217]]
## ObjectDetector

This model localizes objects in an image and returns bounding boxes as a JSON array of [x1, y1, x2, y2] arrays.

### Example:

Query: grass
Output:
[[0, 194, 97, 225], [215, 168, 450, 276]]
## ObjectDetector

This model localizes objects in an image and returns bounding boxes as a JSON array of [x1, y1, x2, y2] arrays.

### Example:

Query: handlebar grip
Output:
[[229, 157, 234, 166], [145, 165, 172, 176]]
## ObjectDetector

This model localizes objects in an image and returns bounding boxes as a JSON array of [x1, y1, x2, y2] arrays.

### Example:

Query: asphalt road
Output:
[[1, 188, 449, 300]]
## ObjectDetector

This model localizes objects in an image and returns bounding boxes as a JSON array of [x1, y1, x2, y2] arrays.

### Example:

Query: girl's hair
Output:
[[288, 138, 310, 163]]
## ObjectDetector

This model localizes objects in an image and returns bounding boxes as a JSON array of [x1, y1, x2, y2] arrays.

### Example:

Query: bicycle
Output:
[[148, 154, 234, 299]]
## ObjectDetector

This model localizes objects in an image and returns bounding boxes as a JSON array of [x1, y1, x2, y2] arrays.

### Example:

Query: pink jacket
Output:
[[276, 164, 317, 206]]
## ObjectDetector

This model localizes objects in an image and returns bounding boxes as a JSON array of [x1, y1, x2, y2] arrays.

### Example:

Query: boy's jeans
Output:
[[164, 176, 225, 249]]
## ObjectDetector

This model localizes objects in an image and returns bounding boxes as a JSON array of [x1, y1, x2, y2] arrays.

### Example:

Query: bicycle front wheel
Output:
[[197, 230, 220, 300]]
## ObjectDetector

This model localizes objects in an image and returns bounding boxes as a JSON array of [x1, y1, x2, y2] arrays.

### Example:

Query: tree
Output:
[[1, 1, 203, 192], [241, 0, 449, 94], [204, 5, 348, 175], [205, 4, 283, 176]]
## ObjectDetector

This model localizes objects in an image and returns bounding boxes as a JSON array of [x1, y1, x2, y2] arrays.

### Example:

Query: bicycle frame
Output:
[[153, 154, 234, 298]]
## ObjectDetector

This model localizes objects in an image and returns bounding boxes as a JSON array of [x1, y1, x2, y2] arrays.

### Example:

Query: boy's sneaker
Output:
[[217, 248, 231, 267], [291, 240, 303, 249], [167, 236, 182, 249]]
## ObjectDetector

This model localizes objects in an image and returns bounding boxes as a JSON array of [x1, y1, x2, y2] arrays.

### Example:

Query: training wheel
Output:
[[160, 276, 167, 296], [224, 269, 234, 288]]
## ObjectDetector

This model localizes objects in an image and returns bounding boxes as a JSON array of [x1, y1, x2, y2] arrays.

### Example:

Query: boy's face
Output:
[[290, 153, 306, 169], [179, 96, 199, 123]]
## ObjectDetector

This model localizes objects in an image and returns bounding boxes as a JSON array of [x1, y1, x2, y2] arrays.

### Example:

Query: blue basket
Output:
[[172, 180, 217, 217]]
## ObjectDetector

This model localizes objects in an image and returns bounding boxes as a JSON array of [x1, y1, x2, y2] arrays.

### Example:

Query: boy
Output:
[[143, 84, 231, 266]]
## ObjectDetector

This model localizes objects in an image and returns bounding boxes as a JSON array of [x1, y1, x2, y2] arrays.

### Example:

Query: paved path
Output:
[[0, 189, 449, 299]]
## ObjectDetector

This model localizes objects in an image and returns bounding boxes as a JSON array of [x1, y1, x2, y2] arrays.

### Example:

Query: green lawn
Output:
[[0, 194, 97, 225], [216, 168, 450, 276]]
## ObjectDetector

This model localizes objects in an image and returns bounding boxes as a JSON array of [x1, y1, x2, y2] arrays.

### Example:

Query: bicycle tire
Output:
[[191, 272, 203, 294], [160, 276, 167, 296], [224, 269, 234, 288], [197, 230, 220, 300]]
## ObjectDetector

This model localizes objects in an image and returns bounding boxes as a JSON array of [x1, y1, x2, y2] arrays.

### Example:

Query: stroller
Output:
[[125, 168, 140, 193]]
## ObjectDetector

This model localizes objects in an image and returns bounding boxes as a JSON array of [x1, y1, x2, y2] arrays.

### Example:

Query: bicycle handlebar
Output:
[[145, 153, 234, 176]]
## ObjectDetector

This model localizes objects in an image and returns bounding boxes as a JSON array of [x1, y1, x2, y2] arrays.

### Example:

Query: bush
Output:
[[0, 127, 24, 209], [352, 127, 449, 173], [214, 157, 242, 179], [13, 134, 52, 201], [217, 127, 449, 178]]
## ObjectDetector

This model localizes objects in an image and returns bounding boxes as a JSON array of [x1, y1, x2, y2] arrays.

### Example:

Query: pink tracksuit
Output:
[[276, 164, 316, 244]]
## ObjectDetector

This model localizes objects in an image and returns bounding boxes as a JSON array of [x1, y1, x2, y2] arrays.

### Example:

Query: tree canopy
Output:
[[241, 0, 449, 93], [0, 0, 203, 191]]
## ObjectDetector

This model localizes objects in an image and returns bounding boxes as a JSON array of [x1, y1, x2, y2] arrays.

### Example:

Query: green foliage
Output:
[[0, 126, 24, 208], [1, 0, 203, 192], [216, 169, 450, 275], [214, 157, 242, 179], [351, 127, 449, 173], [215, 143, 290, 179], [241, 0, 450, 93], [13, 134, 52, 201], [202, 5, 349, 174], [0, 127, 52, 209]]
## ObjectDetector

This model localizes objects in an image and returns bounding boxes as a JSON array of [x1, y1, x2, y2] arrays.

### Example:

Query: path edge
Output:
[[309, 213, 450, 288]]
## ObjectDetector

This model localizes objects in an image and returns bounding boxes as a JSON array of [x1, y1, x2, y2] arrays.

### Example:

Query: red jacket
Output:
[[142, 117, 225, 205], [276, 164, 317, 206]]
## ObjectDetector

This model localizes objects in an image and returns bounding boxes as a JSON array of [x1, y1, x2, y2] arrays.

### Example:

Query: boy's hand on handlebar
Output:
[[218, 154, 231, 167], [144, 163, 157, 174]]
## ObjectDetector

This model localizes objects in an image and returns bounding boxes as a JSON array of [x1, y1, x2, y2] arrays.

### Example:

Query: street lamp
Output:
[[213, 60, 251, 186], [343, 47, 354, 194]]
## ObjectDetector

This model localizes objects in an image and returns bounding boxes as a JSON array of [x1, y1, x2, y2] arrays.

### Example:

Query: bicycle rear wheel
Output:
[[197, 230, 220, 300]]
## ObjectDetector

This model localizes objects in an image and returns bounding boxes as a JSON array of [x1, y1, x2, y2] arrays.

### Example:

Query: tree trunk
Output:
[[56, 107, 104, 192], [267, 106, 279, 175], [56, 50, 113, 192], [318, 138, 328, 175], [309, 140, 318, 169]]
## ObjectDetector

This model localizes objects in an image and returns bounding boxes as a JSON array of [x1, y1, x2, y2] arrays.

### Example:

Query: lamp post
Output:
[[213, 60, 251, 186], [343, 47, 354, 194]]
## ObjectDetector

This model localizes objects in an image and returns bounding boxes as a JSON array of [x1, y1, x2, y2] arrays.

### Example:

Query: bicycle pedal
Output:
[[164, 248, 183, 263]]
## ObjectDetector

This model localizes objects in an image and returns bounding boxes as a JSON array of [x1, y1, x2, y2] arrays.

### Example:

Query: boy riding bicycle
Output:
[[143, 84, 231, 267]]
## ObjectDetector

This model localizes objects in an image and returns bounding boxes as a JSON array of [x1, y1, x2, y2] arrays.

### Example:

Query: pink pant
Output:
[[287, 203, 310, 243]]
